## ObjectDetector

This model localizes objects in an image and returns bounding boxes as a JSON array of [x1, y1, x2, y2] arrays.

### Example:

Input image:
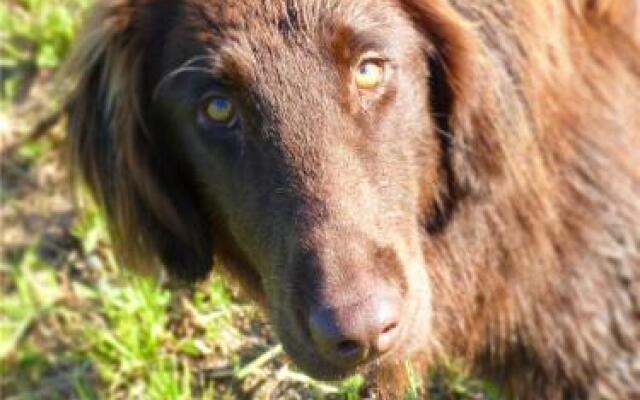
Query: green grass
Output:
[[1, 208, 379, 399], [0, 0, 88, 68], [0, 1, 506, 398], [0, 247, 62, 360], [1, 0, 90, 103]]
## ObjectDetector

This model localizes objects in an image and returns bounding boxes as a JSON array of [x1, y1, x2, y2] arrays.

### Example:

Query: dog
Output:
[[67, 0, 640, 398]]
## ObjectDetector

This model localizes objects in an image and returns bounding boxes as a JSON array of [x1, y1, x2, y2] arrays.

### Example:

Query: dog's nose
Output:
[[308, 295, 401, 366]]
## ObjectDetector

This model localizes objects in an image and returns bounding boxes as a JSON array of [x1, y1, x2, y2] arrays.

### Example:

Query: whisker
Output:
[[152, 55, 216, 100]]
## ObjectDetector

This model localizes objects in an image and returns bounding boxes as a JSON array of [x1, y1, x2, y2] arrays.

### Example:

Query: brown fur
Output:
[[66, 0, 640, 398]]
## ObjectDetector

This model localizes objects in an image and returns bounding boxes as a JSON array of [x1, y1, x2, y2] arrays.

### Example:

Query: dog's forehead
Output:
[[166, 0, 418, 82], [193, 0, 307, 28], [178, 0, 406, 46], [187, 0, 374, 28]]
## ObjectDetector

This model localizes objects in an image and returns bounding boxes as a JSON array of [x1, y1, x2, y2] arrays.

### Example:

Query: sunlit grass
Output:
[[1, 0, 90, 104], [0, 0, 89, 68], [1, 206, 375, 399], [0, 247, 61, 359]]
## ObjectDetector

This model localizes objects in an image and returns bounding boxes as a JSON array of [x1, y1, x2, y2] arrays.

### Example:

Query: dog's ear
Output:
[[400, 0, 510, 198], [66, 2, 213, 281]]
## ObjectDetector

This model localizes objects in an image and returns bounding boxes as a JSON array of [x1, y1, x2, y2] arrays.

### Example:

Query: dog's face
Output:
[[69, 0, 479, 380], [156, 0, 437, 378]]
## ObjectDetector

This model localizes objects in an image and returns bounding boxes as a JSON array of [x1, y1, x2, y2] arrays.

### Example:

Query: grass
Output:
[[1, 206, 376, 399], [0, 1, 505, 398], [1, 0, 90, 103]]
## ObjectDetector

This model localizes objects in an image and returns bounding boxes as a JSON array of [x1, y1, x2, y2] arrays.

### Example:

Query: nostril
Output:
[[375, 320, 400, 354], [308, 308, 369, 365], [381, 321, 398, 335], [307, 293, 403, 365], [336, 339, 362, 357]]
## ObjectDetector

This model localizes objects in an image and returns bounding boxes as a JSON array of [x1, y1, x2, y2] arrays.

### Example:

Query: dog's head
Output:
[[68, 0, 494, 380]]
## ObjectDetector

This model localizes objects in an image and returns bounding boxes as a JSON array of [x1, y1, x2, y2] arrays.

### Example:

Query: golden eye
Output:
[[355, 59, 385, 90], [203, 96, 235, 124]]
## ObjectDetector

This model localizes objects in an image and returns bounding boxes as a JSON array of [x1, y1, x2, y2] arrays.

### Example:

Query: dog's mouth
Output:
[[263, 236, 433, 381]]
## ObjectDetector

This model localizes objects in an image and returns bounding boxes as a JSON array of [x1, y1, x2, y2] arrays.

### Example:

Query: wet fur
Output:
[[67, 0, 640, 398]]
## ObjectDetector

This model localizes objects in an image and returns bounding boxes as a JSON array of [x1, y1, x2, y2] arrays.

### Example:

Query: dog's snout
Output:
[[308, 293, 402, 367]]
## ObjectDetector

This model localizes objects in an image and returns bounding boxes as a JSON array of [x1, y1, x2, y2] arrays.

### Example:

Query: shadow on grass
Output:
[[1, 325, 100, 400]]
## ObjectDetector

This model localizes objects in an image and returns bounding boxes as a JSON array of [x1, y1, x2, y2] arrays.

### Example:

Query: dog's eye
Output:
[[355, 59, 385, 90], [202, 96, 235, 124]]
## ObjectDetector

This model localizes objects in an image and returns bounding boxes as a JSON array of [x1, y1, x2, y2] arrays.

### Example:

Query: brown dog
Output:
[[67, 0, 640, 398]]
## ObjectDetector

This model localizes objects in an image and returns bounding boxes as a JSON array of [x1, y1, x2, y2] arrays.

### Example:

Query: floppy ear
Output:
[[67, 2, 213, 281], [400, 0, 509, 198]]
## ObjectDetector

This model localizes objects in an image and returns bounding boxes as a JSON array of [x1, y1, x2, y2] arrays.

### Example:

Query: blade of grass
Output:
[[275, 365, 341, 395], [234, 344, 283, 380]]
